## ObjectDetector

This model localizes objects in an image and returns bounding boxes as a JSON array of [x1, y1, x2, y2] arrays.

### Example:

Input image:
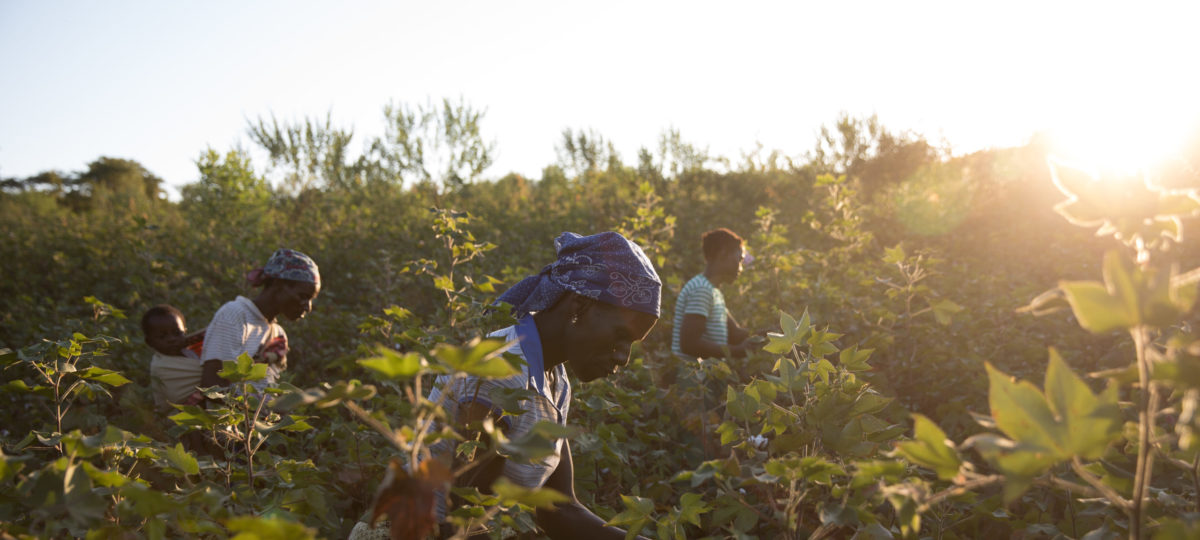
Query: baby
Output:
[[142, 304, 205, 410]]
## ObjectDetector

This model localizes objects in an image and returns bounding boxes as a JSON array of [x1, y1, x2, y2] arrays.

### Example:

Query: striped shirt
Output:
[[425, 320, 570, 519], [671, 274, 727, 358], [200, 296, 286, 393]]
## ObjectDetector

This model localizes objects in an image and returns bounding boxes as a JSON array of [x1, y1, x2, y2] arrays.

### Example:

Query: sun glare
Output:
[[1042, 116, 1197, 181]]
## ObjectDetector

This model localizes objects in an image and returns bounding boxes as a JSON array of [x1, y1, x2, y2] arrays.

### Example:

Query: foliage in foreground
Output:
[[3, 107, 1200, 538]]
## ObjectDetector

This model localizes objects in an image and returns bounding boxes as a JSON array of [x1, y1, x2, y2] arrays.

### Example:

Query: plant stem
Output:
[[1131, 326, 1152, 540], [1068, 458, 1132, 512]]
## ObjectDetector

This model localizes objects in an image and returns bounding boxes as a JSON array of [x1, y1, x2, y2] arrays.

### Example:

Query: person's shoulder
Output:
[[683, 274, 712, 290]]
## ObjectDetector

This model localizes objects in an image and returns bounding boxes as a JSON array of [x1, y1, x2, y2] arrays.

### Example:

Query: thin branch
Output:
[[918, 475, 1004, 513], [1070, 457, 1133, 512], [342, 399, 408, 453]]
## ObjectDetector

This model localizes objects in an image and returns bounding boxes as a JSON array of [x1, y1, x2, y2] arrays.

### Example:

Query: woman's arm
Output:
[[681, 313, 751, 358], [535, 440, 648, 540]]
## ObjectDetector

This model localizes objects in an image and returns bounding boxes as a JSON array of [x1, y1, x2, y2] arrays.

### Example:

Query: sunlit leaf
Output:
[[78, 366, 131, 387], [893, 414, 960, 480], [359, 346, 426, 380], [491, 477, 568, 508]]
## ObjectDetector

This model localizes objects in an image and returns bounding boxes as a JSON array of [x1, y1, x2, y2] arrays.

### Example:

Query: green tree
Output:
[[556, 127, 620, 178], [181, 148, 271, 213], [368, 97, 496, 189], [248, 112, 358, 192]]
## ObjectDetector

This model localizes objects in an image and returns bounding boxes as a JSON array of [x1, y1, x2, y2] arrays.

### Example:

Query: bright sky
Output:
[[2, 1, 1198, 196]]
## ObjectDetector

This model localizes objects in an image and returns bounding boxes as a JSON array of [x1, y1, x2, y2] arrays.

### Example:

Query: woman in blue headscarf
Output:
[[352, 232, 660, 540]]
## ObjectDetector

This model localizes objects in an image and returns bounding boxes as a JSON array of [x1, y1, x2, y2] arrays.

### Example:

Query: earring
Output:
[[571, 313, 579, 325]]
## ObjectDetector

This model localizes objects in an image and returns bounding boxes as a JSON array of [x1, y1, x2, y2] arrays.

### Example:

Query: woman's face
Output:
[[565, 301, 657, 382], [145, 313, 186, 356], [279, 281, 320, 321]]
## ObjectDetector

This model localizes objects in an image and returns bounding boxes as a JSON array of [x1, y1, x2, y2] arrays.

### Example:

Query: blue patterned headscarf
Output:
[[498, 232, 661, 318], [247, 248, 321, 287]]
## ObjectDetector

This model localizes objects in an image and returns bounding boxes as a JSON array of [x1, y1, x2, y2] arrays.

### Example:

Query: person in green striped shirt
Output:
[[672, 228, 759, 360]]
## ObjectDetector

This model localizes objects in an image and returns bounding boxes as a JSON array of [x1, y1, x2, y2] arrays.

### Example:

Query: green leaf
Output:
[[883, 244, 906, 265], [1060, 280, 1135, 334], [677, 492, 711, 527], [605, 494, 654, 538], [358, 346, 425, 379], [930, 299, 963, 325], [169, 405, 219, 429], [986, 362, 1063, 457], [434, 338, 521, 378], [764, 310, 812, 354], [78, 366, 131, 387], [81, 462, 130, 487], [219, 353, 268, 383], [893, 414, 961, 480], [851, 460, 906, 489], [121, 482, 181, 517], [838, 346, 874, 372], [849, 392, 892, 417], [433, 274, 455, 291], [491, 477, 569, 508], [1043, 349, 1122, 459], [226, 515, 318, 540], [161, 442, 199, 476], [498, 421, 576, 463], [0, 449, 27, 483]]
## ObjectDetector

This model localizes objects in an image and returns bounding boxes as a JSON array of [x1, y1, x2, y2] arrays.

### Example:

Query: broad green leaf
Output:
[[78, 366, 131, 387], [0, 449, 26, 483], [161, 442, 199, 476], [1060, 280, 1135, 334], [433, 274, 455, 291], [358, 347, 425, 379], [883, 244, 906, 265], [961, 433, 1057, 502], [893, 414, 961, 480], [677, 492, 711, 527], [930, 299, 963, 325], [498, 421, 575, 463], [491, 477, 568, 508], [605, 494, 654, 539], [81, 462, 130, 487], [851, 460, 906, 489], [1043, 349, 1121, 459], [849, 392, 892, 417], [226, 515, 318, 540], [434, 338, 520, 378], [838, 346, 874, 372], [220, 353, 268, 383], [986, 363, 1063, 457], [122, 483, 181, 517], [170, 405, 219, 429]]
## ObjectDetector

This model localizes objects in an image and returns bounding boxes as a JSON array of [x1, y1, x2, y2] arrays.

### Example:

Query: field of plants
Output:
[[2, 108, 1200, 539]]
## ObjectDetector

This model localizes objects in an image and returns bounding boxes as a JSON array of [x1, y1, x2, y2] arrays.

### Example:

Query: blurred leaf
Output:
[[491, 477, 568, 508], [226, 515, 318, 540], [930, 299, 963, 325], [359, 346, 425, 379], [161, 442, 199, 476], [434, 338, 520, 378], [78, 366, 131, 387], [370, 458, 452, 540]]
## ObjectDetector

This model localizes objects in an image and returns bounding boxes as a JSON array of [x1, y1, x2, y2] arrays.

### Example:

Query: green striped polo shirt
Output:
[[671, 274, 727, 358]]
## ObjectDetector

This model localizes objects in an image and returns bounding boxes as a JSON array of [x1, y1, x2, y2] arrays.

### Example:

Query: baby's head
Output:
[[142, 304, 186, 356]]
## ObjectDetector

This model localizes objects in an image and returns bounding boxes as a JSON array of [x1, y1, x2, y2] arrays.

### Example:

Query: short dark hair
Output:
[[701, 228, 744, 262], [141, 304, 184, 336]]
